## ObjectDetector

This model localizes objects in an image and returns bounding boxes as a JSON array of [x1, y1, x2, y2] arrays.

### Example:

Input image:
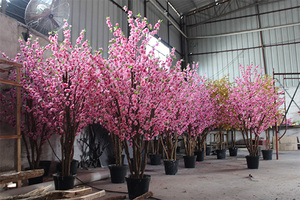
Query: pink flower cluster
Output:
[[227, 64, 284, 135]]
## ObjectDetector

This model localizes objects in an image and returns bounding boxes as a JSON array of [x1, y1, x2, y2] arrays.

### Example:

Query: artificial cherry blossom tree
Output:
[[228, 64, 283, 156], [25, 23, 104, 177], [100, 8, 179, 179], [180, 64, 216, 157], [207, 76, 233, 150]]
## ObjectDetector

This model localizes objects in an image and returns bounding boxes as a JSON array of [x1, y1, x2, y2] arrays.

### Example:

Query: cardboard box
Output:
[[273, 136, 298, 151]]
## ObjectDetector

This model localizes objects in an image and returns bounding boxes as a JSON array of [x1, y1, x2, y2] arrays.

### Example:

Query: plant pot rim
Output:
[[108, 164, 128, 168], [245, 155, 259, 158], [163, 159, 177, 162], [183, 155, 196, 158], [126, 174, 151, 179]]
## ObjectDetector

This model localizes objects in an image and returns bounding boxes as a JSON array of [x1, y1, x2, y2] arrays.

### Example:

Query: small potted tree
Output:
[[181, 65, 216, 168], [208, 76, 233, 159], [228, 64, 283, 169], [228, 129, 238, 156], [262, 130, 273, 160], [108, 133, 127, 183], [148, 136, 162, 165], [195, 129, 210, 161]]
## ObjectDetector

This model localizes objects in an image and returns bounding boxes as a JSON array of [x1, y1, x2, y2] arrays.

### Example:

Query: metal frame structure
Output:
[[273, 70, 300, 159]]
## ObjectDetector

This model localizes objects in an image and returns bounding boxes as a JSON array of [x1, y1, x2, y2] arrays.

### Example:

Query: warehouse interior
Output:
[[0, 0, 300, 199]]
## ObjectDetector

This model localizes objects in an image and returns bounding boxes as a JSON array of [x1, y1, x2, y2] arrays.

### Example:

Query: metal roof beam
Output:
[[149, 0, 187, 38], [187, 0, 285, 28], [185, 0, 231, 17]]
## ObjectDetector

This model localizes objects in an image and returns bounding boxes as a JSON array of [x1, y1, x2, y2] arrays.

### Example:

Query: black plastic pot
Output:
[[108, 164, 128, 183], [56, 159, 79, 175], [149, 154, 161, 165], [28, 175, 43, 185], [262, 149, 273, 160], [163, 160, 179, 175], [206, 146, 211, 156], [183, 155, 197, 168], [53, 173, 76, 190], [216, 149, 226, 159], [229, 147, 238, 157], [246, 156, 259, 169], [126, 175, 151, 200], [25, 167, 43, 185], [194, 150, 205, 161], [39, 160, 51, 177]]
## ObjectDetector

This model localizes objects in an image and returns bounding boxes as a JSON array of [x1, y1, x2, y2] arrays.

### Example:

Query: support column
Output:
[[256, 5, 267, 74], [183, 16, 189, 69]]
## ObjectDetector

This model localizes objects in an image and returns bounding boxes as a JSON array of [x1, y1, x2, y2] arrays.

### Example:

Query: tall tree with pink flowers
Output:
[[100, 8, 180, 179], [228, 64, 283, 157], [180, 64, 216, 157], [24, 22, 105, 177]]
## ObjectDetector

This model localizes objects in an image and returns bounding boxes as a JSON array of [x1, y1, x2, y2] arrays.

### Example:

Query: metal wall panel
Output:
[[68, 0, 128, 58], [187, 0, 300, 86], [68, 0, 182, 62]]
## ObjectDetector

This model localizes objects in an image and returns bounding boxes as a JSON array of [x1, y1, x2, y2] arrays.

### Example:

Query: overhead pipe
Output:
[[149, 0, 187, 38]]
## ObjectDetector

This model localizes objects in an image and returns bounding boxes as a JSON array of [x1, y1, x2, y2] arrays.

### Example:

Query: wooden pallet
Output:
[[0, 169, 44, 185], [0, 186, 105, 200]]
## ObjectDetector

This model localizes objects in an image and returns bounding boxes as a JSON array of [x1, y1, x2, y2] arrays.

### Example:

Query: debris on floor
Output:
[[248, 174, 258, 182]]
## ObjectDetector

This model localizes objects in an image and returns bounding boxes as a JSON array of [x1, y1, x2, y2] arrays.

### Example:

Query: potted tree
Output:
[[208, 76, 233, 159], [181, 65, 216, 168], [195, 129, 210, 161], [228, 129, 238, 156], [228, 64, 283, 169], [148, 136, 162, 165], [23, 23, 102, 189], [108, 133, 127, 183], [158, 64, 194, 174], [262, 130, 273, 160], [102, 8, 177, 199]]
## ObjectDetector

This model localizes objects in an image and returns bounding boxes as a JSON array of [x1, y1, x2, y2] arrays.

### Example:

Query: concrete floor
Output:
[[1, 149, 299, 200], [87, 149, 300, 200]]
